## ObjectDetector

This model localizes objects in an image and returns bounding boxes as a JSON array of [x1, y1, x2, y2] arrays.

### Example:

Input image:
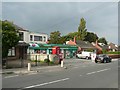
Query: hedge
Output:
[[106, 51, 120, 54]]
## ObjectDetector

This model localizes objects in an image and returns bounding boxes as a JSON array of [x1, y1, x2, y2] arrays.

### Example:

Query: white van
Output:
[[76, 51, 93, 59]]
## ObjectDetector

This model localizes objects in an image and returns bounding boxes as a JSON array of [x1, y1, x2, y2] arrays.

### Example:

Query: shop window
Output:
[[8, 47, 15, 56]]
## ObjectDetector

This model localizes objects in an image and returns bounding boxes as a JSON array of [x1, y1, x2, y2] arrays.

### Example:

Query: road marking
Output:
[[96, 68, 111, 73], [86, 71, 96, 75], [24, 78, 69, 89], [86, 68, 111, 75], [4, 75, 19, 79]]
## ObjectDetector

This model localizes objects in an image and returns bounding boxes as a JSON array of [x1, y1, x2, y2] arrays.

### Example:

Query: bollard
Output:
[[61, 60, 64, 67], [28, 63, 31, 71]]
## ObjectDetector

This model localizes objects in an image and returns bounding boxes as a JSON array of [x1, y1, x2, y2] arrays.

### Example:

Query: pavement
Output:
[[1, 64, 63, 75]]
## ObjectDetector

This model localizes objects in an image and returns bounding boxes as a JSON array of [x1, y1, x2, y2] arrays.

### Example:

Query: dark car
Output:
[[95, 54, 112, 63]]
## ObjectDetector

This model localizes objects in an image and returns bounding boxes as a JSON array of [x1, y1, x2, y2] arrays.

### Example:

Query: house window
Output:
[[34, 36, 42, 41], [30, 35, 33, 41], [8, 47, 15, 56], [19, 32, 24, 41], [43, 36, 46, 42]]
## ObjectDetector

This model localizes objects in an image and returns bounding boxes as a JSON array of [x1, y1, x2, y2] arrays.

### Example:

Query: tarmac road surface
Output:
[[2, 58, 119, 89]]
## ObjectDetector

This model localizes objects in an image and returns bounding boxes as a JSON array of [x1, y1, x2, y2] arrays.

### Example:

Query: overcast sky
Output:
[[2, 1, 118, 44]]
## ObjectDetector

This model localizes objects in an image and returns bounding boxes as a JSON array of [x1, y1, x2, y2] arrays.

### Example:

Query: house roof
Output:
[[76, 40, 96, 49], [108, 43, 118, 50], [66, 40, 76, 45], [100, 45, 109, 50]]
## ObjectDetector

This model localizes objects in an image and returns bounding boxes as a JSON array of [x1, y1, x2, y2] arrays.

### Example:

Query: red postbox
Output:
[[52, 46, 63, 64], [52, 46, 60, 54]]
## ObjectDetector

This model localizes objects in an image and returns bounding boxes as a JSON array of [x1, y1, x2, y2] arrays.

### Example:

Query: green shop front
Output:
[[28, 43, 78, 59]]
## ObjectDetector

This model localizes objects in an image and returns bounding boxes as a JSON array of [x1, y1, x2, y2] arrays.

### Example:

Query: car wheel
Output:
[[109, 60, 111, 62], [107, 59, 110, 63], [95, 59, 98, 63], [86, 56, 89, 60], [103, 59, 107, 63]]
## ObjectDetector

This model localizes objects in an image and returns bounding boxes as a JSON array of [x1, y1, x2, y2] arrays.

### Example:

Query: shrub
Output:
[[106, 51, 120, 54], [102, 49, 107, 54], [44, 58, 50, 63]]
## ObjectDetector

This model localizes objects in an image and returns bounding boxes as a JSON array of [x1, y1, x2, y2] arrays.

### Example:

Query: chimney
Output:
[[96, 40, 98, 45], [74, 36, 76, 43]]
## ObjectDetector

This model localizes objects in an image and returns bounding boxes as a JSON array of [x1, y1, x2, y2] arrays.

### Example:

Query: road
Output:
[[2, 58, 119, 89]]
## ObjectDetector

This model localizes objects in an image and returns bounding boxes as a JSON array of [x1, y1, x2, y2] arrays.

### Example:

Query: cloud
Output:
[[2, 2, 118, 44], [2, 0, 119, 2]]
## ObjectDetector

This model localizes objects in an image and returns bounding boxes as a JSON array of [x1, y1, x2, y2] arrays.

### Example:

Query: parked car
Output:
[[95, 54, 112, 63], [76, 51, 92, 59]]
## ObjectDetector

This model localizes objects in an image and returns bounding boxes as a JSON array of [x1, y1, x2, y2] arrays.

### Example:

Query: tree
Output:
[[67, 32, 78, 40], [2, 20, 20, 59], [59, 36, 67, 44], [77, 18, 87, 40], [59, 32, 78, 44], [98, 37, 108, 45], [49, 31, 61, 44], [84, 32, 98, 43]]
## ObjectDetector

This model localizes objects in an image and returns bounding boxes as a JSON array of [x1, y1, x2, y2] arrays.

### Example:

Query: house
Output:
[[92, 40, 109, 54], [7, 22, 48, 61], [66, 37, 96, 53], [75, 40, 96, 52], [108, 43, 118, 52]]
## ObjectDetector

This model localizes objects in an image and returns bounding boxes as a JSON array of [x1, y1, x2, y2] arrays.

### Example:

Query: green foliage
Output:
[[2, 20, 20, 58], [84, 32, 98, 43], [85, 49, 94, 52], [102, 49, 107, 54], [49, 31, 61, 44], [48, 17, 108, 45], [44, 58, 50, 63], [98, 37, 108, 45], [59, 32, 78, 43], [77, 18, 87, 40], [106, 51, 120, 54], [66, 32, 78, 40]]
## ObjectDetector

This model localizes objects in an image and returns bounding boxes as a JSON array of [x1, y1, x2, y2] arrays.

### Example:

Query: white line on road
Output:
[[86, 71, 96, 75], [24, 78, 70, 89], [86, 68, 111, 75], [96, 68, 111, 73], [4, 75, 19, 79]]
